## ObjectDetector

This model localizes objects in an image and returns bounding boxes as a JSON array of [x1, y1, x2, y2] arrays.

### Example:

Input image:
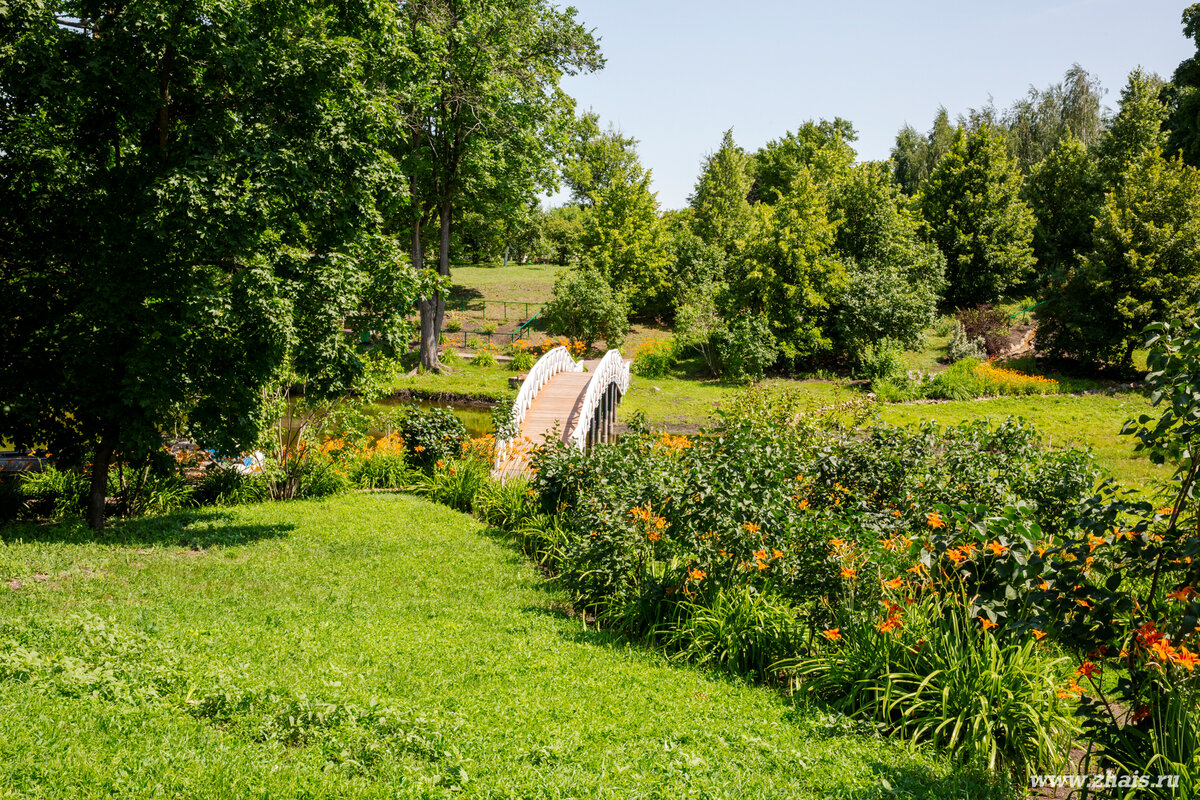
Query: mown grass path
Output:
[[1, 495, 1009, 799]]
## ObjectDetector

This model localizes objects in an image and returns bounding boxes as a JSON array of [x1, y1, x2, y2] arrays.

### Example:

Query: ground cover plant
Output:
[[0, 494, 1014, 800]]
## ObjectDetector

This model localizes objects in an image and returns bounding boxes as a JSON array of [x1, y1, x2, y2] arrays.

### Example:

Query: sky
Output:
[[551, 0, 1197, 210]]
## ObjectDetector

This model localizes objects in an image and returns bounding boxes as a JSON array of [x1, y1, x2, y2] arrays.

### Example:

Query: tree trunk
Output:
[[435, 199, 452, 346], [88, 425, 117, 531], [414, 212, 444, 373]]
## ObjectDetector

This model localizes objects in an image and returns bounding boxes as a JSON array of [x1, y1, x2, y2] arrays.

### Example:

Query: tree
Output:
[[749, 119, 857, 203], [0, 0, 415, 529], [561, 112, 642, 206], [828, 163, 945, 358], [919, 126, 1036, 308], [579, 163, 670, 316], [1166, 4, 1200, 166], [1039, 151, 1200, 368], [689, 129, 753, 253], [891, 107, 956, 194], [735, 169, 844, 363], [395, 0, 602, 372], [542, 265, 629, 353], [1024, 132, 1103, 288], [541, 205, 586, 265], [1096, 67, 1169, 186], [1005, 65, 1107, 172]]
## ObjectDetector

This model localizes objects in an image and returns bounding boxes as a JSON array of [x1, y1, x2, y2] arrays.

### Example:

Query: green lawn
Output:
[[450, 260, 561, 303], [0, 494, 1009, 799]]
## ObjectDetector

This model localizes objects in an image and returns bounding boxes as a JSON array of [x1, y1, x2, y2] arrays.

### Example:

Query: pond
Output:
[[371, 397, 495, 439]]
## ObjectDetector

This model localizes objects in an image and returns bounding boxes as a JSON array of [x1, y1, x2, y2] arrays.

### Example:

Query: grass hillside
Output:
[[0, 494, 1009, 799]]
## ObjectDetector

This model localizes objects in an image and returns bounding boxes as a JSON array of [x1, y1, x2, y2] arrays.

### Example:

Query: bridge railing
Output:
[[568, 349, 630, 451], [494, 345, 582, 470]]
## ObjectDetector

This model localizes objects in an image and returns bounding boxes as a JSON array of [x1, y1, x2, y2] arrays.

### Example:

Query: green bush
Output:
[[443, 313, 463, 333], [925, 358, 985, 400], [393, 407, 468, 470], [857, 340, 906, 381], [19, 467, 88, 518], [947, 321, 987, 362], [348, 452, 409, 490], [631, 338, 674, 378], [470, 347, 498, 367], [479, 320, 497, 334], [413, 456, 489, 512], [508, 350, 535, 372], [709, 313, 777, 383], [792, 592, 1075, 779], [194, 466, 269, 507], [543, 265, 629, 353], [473, 477, 537, 531]]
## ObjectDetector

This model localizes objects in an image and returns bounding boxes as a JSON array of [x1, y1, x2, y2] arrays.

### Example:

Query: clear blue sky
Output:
[[553, 0, 1197, 209]]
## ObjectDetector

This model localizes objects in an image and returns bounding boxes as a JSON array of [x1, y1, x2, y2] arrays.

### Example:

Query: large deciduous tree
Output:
[[395, 0, 602, 372], [689, 129, 753, 254], [0, 0, 414, 529], [919, 126, 1036, 309], [1167, 5, 1200, 166]]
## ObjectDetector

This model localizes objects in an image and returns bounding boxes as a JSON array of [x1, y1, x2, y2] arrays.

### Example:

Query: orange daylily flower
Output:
[[987, 541, 1008, 556], [978, 616, 998, 630], [926, 511, 946, 529], [1174, 647, 1199, 671], [821, 628, 841, 642], [883, 577, 904, 590], [1033, 629, 1047, 640], [743, 521, 761, 535], [688, 568, 706, 582], [1167, 586, 1197, 603], [840, 567, 858, 580], [1077, 662, 1101, 679], [946, 548, 965, 564]]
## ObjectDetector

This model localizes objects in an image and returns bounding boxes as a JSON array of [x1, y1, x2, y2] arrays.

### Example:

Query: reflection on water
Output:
[[372, 397, 495, 439]]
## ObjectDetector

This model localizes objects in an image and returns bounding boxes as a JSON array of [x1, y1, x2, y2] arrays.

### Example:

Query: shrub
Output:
[[957, 304, 1011, 355], [947, 321, 987, 362], [542, 265, 629, 354], [444, 313, 463, 333], [470, 347, 498, 367], [194, 465, 269, 507], [413, 455, 489, 512], [709, 313, 777, 383], [631, 338, 674, 378], [297, 458, 349, 498], [479, 320, 497, 334], [346, 433, 410, 489], [393, 407, 468, 470], [473, 477, 537, 531], [508, 350, 535, 372], [925, 358, 985, 399], [857, 340, 905, 381], [19, 467, 88, 518]]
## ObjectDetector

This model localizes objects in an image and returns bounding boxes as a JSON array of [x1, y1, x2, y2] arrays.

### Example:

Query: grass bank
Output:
[[0, 494, 1008, 799]]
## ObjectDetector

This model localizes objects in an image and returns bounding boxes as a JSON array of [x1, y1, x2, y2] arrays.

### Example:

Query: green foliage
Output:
[[540, 204, 586, 265], [1024, 132, 1103, 287], [891, 107, 957, 195], [689, 129, 753, 253], [1168, 5, 1200, 171], [580, 163, 671, 315], [1039, 151, 1200, 367], [749, 119, 858, 203], [413, 456, 490, 513], [856, 341, 906, 382], [736, 172, 844, 362], [631, 339, 675, 378], [472, 478, 538, 531], [1097, 68, 1169, 185], [561, 112, 642, 206], [793, 592, 1075, 778], [542, 265, 629, 353], [392, 407, 469, 471], [1004, 65, 1107, 172], [470, 348, 499, 367], [667, 585, 800, 681], [947, 322, 988, 363], [919, 126, 1037, 308], [829, 162, 946, 357], [709, 313, 778, 383], [194, 467, 270, 508], [491, 394, 519, 442], [508, 350, 535, 372], [19, 468, 88, 519], [0, 0, 420, 528]]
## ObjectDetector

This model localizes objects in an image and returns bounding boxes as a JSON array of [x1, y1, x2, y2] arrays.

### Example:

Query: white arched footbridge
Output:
[[492, 346, 631, 480]]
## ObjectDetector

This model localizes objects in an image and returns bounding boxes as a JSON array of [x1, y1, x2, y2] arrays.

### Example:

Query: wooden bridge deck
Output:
[[493, 358, 599, 480]]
